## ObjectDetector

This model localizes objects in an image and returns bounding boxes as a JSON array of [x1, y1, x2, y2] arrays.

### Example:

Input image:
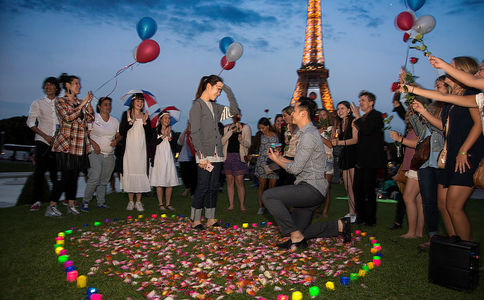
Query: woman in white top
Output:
[[82, 97, 120, 211], [150, 111, 180, 210]]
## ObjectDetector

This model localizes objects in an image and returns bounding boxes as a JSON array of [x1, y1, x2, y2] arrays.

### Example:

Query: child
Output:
[[150, 111, 180, 210]]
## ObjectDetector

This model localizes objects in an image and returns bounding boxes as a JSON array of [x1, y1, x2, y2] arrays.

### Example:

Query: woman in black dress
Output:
[[331, 101, 358, 222]]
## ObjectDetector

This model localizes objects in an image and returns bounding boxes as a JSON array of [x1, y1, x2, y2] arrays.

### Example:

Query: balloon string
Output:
[[218, 68, 224, 76], [93, 61, 137, 96]]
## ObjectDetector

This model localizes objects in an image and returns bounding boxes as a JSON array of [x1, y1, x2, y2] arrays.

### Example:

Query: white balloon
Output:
[[412, 15, 436, 34], [225, 42, 243, 62]]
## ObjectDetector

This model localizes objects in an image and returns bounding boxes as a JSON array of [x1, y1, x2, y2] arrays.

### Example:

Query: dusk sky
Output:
[[0, 0, 483, 140]]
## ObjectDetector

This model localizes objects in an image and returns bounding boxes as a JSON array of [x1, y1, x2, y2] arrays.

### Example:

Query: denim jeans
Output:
[[191, 162, 223, 221], [417, 167, 439, 235], [83, 153, 115, 205]]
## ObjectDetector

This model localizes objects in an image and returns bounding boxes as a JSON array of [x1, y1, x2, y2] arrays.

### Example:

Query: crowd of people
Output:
[[26, 54, 483, 247]]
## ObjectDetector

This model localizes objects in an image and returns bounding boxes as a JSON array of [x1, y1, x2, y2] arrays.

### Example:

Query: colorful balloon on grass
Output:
[[137, 17, 157, 40], [395, 11, 414, 31], [406, 0, 426, 12], [219, 36, 235, 54], [220, 56, 235, 70], [225, 42, 244, 62], [413, 15, 436, 34], [136, 39, 160, 63]]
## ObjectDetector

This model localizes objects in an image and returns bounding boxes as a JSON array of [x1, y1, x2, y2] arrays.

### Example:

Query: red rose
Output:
[[382, 113, 388, 119], [410, 57, 418, 64], [403, 32, 410, 42], [391, 82, 400, 92]]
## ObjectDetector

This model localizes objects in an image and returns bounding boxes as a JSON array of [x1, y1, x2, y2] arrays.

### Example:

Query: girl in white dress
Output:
[[150, 111, 180, 210], [119, 94, 152, 211]]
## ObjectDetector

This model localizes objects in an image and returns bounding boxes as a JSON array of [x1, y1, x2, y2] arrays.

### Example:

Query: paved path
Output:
[[0, 172, 120, 208]]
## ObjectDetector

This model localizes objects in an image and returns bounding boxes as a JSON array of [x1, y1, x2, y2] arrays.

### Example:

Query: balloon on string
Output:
[[413, 15, 436, 34], [219, 37, 235, 54], [225, 42, 243, 62], [136, 39, 160, 63], [137, 17, 157, 40], [220, 56, 235, 70], [395, 11, 414, 31], [406, 0, 426, 12], [410, 57, 419, 64]]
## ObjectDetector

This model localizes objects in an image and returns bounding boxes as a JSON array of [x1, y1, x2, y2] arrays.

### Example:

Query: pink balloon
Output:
[[136, 39, 160, 63], [220, 56, 235, 70], [395, 11, 414, 31]]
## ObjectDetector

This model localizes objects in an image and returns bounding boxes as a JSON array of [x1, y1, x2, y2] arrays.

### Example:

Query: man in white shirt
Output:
[[26, 77, 62, 215]]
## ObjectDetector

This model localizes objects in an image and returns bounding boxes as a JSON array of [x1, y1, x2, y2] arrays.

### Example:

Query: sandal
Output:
[[167, 205, 175, 211], [159, 205, 166, 211]]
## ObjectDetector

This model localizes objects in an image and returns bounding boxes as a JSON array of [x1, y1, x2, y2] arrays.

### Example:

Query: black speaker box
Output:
[[428, 235, 479, 291]]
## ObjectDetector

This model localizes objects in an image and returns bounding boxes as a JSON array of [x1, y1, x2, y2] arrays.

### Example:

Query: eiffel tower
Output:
[[290, 0, 334, 111]]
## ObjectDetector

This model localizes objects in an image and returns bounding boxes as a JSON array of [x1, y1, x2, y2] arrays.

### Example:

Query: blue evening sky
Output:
[[0, 0, 482, 139]]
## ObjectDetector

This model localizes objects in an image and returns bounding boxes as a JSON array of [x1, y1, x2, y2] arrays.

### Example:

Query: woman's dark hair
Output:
[[128, 93, 145, 119], [58, 73, 80, 94], [336, 100, 354, 134], [257, 117, 274, 131], [195, 75, 223, 99], [42, 77, 60, 96], [96, 97, 112, 113], [156, 110, 170, 135]]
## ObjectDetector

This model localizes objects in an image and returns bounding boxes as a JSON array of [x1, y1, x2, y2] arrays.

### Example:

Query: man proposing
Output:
[[262, 98, 351, 250]]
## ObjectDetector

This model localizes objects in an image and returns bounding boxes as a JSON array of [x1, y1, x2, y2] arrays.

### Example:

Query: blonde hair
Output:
[[450, 57, 479, 94]]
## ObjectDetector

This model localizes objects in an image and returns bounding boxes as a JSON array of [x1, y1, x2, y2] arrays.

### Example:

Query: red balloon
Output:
[[136, 39, 160, 63], [395, 11, 414, 31], [220, 56, 235, 70], [410, 57, 419, 64], [403, 32, 410, 42]]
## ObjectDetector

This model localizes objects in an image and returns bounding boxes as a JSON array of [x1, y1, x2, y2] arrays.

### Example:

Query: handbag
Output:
[[437, 107, 451, 169], [410, 136, 431, 171], [473, 158, 484, 189]]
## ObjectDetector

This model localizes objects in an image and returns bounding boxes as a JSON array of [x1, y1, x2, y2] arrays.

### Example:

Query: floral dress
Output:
[[254, 133, 279, 180]]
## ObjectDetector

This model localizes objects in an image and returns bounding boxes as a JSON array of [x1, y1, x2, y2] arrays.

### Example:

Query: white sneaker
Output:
[[126, 201, 135, 211], [135, 202, 144, 212], [257, 207, 265, 215], [45, 205, 62, 217], [66, 206, 80, 215]]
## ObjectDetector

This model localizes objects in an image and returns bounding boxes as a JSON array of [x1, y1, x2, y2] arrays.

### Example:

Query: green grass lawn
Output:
[[0, 183, 483, 299]]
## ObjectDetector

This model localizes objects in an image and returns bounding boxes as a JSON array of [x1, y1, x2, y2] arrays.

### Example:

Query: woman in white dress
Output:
[[150, 111, 180, 210], [119, 93, 152, 211]]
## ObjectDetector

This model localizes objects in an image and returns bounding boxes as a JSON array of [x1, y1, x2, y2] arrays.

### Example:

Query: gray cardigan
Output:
[[189, 85, 240, 160]]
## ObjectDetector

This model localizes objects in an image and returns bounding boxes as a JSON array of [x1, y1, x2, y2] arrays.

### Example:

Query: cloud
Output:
[[445, 0, 484, 15], [337, 4, 383, 28]]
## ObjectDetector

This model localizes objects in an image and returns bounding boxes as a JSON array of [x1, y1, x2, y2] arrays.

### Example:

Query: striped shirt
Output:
[[285, 122, 328, 196]]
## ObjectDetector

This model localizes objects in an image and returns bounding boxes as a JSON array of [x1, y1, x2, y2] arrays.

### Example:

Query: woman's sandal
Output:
[[167, 205, 175, 211], [159, 205, 166, 211]]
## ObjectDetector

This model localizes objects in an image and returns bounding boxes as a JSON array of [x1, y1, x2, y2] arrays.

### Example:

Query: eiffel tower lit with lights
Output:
[[290, 0, 334, 111]]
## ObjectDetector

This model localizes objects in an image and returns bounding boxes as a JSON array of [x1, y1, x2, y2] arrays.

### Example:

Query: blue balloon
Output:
[[219, 36, 234, 54], [137, 17, 157, 40], [406, 0, 425, 12]]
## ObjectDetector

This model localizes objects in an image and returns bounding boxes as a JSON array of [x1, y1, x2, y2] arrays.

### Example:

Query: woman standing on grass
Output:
[[221, 112, 251, 212], [254, 117, 279, 215], [316, 108, 334, 218], [81, 97, 120, 212], [188, 75, 240, 230], [331, 101, 358, 223], [47, 73, 94, 217], [119, 93, 152, 212], [150, 110, 180, 211]]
